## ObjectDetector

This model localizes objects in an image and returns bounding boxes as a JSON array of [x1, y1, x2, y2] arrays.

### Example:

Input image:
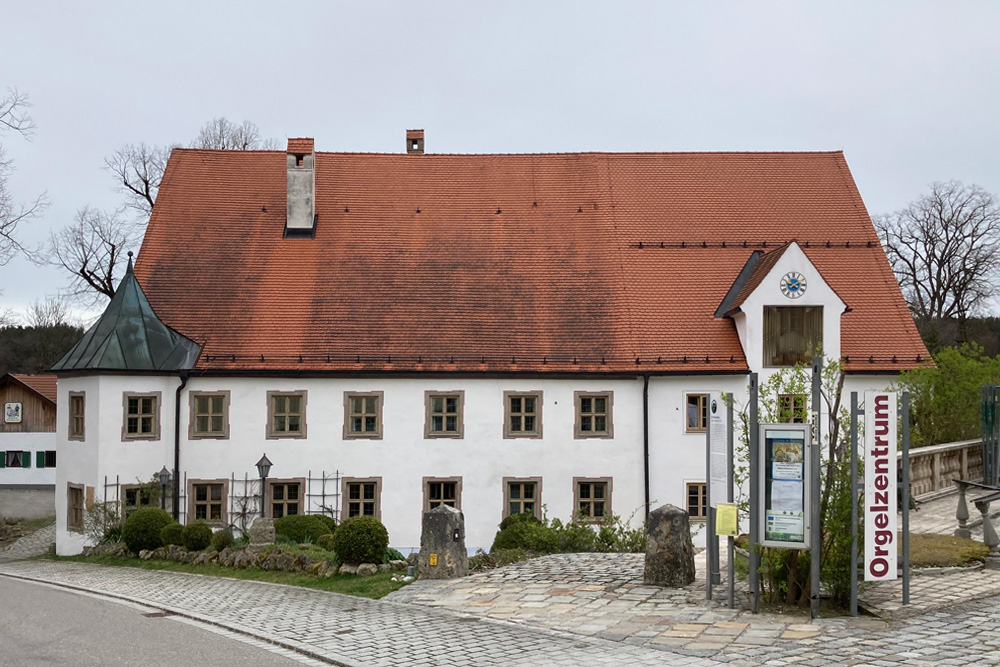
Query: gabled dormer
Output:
[[716, 242, 847, 372]]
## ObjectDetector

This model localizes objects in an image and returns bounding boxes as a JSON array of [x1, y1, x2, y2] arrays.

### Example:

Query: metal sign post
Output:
[[902, 391, 911, 605], [706, 391, 733, 603], [810, 357, 821, 619], [726, 392, 735, 609], [849, 391, 860, 617], [748, 374, 760, 614]]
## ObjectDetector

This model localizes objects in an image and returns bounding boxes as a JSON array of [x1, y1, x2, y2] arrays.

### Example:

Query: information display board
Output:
[[864, 391, 897, 581], [708, 392, 728, 507], [758, 424, 811, 549]]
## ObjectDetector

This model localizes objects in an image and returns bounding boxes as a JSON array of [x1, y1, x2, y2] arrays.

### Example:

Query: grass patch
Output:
[[50, 554, 408, 599], [904, 532, 988, 569]]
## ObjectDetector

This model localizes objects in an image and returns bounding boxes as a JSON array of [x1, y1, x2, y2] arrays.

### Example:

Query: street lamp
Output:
[[158, 466, 171, 511], [256, 453, 272, 518]]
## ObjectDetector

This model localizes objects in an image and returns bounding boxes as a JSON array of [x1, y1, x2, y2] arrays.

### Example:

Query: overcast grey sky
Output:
[[2, 1, 999, 321]]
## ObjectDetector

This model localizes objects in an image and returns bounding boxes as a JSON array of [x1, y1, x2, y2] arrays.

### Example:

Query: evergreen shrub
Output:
[[182, 521, 213, 551], [160, 522, 184, 546], [122, 508, 173, 555], [331, 516, 389, 565], [210, 527, 234, 552], [274, 514, 334, 544]]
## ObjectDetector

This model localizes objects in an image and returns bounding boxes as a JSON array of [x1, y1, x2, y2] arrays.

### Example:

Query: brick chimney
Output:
[[406, 129, 424, 154], [286, 138, 315, 235]]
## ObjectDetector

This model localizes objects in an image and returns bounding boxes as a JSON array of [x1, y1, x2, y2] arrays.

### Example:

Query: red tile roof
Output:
[[134, 148, 927, 374], [9, 374, 58, 403], [406, 129, 424, 140], [286, 138, 314, 154]]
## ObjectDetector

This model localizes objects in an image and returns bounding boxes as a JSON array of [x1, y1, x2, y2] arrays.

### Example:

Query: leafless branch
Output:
[[193, 117, 271, 151], [0, 87, 36, 137], [103, 143, 172, 217]]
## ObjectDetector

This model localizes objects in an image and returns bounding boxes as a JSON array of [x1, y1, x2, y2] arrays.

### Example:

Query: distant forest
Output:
[[0, 324, 84, 375], [916, 317, 1000, 356]]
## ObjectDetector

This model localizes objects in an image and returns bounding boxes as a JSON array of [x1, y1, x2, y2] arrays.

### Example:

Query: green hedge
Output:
[[122, 508, 173, 555], [182, 521, 213, 551], [160, 522, 184, 546], [331, 516, 389, 565]]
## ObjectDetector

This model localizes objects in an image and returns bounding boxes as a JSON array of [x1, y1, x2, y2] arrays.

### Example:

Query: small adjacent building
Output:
[[0, 373, 58, 519], [51, 133, 928, 555]]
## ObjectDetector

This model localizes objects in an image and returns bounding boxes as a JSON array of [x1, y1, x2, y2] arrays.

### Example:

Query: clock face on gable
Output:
[[780, 272, 807, 299]]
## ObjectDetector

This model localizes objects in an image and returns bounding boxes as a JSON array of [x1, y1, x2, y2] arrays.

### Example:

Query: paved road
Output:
[[0, 577, 322, 667]]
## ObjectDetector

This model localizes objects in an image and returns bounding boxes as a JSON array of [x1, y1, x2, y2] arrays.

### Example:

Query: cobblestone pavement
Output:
[[0, 523, 55, 560], [0, 559, 724, 667]]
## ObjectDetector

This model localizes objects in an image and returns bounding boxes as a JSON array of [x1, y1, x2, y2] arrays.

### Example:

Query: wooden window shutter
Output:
[[0, 452, 5, 468], [22, 452, 31, 468], [36, 451, 45, 468], [85, 486, 95, 510]]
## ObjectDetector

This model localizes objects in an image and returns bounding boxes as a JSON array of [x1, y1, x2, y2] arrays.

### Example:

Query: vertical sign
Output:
[[864, 391, 897, 581], [709, 392, 728, 507]]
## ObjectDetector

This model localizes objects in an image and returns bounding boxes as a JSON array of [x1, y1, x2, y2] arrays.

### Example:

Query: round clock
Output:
[[780, 272, 807, 299]]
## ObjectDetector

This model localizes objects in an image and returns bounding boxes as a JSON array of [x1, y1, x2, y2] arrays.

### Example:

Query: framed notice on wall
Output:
[[4, 402, 22, 423], [758, 424, 811, 549]]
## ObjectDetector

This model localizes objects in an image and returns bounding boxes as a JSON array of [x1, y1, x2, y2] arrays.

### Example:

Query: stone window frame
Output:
[[121, 483, 157, 519], [684, 393, 708, 433], [69, 392, 85, 441], [342, 477, 382, 520], [266, 390, 308, 440], [777, 393, 808, 424], [122, 392, 162, 441], [189, 390, 231, 440], [574, 391, 614, 439], [67, 483, 85, 532], [573, 476, 612, 522], [343, 391, 384, 440], [503, 391, 543, 439], [424, 390, 464, 439], [502, 476, 543, 520], [423, 476, 463, 512], [267, 477, 306, 518], [187, 478, 229, 525], [686, 481, 708, 521]]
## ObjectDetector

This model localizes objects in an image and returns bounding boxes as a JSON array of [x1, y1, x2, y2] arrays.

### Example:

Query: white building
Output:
[[52, 134, 928, 555], [1, 373, 58, 519]]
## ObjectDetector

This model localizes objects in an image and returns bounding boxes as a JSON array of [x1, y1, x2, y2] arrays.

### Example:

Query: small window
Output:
[[575, 392, 613, 438], [122, 484, 156, 519], [575, 478, 611, 521], [267, 391, 306, 438], [67, 484, 85, 532], [69, 392, 85, 440], [504, 392, 542, 438], [191, 481, 226, 523], [3, 451, 29, 468], [343, 478, 381, 519], [269, 480, 303, 518], [778, 394, 808, 424], [763, 306, 823, 367], [344, 392, 383, 439], [191, 392, 229, 438], [687, 482, 708, 520], [425, 391, 464, 438], [503, 477, 542, 519], [685, 393, 708, 432], [35, 451, 57, 468], [123, 393, 160, 440], [424, 477, 461, 511]]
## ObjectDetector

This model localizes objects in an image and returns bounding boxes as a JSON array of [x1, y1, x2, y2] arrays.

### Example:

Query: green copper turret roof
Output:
[[51, 254, 201, 372]]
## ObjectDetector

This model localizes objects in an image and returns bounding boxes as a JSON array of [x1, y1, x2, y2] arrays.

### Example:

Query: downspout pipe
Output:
[[173, 370, 189, 521], [643, 373, 651, 520]]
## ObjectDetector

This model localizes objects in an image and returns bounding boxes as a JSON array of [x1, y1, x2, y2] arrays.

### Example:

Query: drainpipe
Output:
[[173, 371, 189, 521], [643, 374, 651, 520]]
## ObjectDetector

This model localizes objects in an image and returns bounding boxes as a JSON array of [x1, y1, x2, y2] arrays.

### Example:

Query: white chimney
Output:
[[286, 137, 315, 235]]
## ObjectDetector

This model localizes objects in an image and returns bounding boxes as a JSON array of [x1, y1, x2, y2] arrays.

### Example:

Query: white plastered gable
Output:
[[730, 242, 846, 373]]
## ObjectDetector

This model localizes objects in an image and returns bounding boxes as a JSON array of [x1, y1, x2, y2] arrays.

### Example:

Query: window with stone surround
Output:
[[575, 392, 613, 438], [425, 391, 463, 438], [343, 478, 381, 519], [267, 391, 307, 439], [424, 477, 461, 511], [344, 392, 383, 439], [122, 393, 160, 441], [503, 477, 542, 519], [190, 391, 230, 439], [686, 482, 708, 520], [574, 477, 611, 521], [504, 391, 542, 438]]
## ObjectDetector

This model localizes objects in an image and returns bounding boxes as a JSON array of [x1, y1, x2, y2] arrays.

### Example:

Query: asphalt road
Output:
[[0, 577, 311, 667]]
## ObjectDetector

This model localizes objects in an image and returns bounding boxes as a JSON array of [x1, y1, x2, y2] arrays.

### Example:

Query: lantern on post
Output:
[[255, 454, 273, 518]]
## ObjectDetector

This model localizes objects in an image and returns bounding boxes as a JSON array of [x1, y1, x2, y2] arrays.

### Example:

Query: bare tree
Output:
[[0, 87, 48, 265], [194, 117, 279, 150], [24, 297, 74, 328], [103, 143, 173, 217], [875, 181, 1000, 339], [48, 206, 140, 306]]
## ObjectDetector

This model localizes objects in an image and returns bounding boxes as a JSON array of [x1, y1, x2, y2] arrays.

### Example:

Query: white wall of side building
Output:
[[0, 432, 57, 486]]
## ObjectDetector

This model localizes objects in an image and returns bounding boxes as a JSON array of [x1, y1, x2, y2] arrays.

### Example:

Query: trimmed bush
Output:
[[182, 521, 213, 551], [314, 514, 337, 534], [274, 514, 334, 544], [315, 533, 337, 553], [331, 516, 389, 565], [210, 527, 234, 552], [122, 507, 173, 555], [160, 522, 184, 546]]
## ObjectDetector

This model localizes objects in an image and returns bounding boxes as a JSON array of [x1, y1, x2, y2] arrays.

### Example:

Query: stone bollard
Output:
[[643, 503, 696, 587], [418, 505, 468, 579], [249, 517, 275, 547]]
